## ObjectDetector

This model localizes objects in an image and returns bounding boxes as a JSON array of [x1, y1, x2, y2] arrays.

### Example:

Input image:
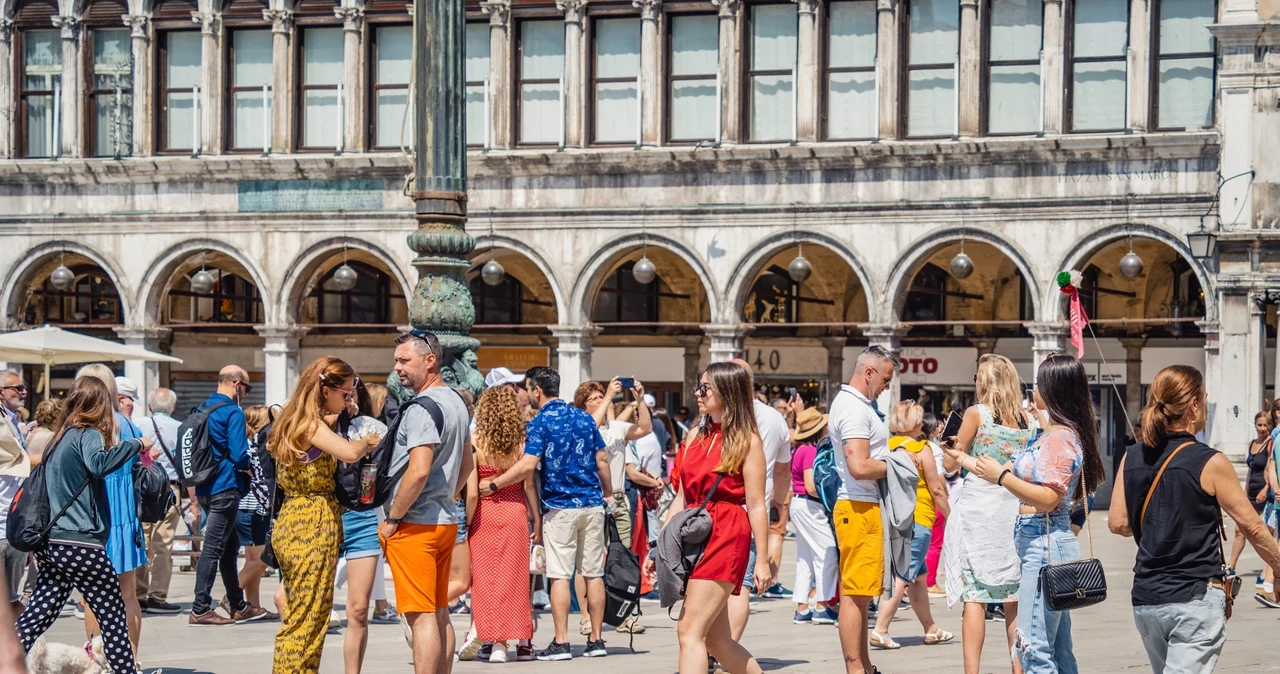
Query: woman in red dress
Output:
[[651, 361, 771, 674]]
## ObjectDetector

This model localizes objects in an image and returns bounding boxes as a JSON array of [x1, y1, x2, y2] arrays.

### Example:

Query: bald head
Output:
[[217, 365, 250, 400], [729, 358, 752, 374]]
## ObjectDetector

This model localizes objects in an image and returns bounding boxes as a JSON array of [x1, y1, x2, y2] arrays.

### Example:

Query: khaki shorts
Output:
[[543, 506, 606, 580], [833, 500, 883, 597]]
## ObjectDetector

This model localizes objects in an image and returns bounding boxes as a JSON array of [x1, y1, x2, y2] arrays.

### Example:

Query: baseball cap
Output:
[[115, 376, 139, 401], [643, 393, 657, 408], [484, 367, 525, 389]]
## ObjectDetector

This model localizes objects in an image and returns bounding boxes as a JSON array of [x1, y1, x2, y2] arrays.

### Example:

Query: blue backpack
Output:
[[810, 436, 842, 516]]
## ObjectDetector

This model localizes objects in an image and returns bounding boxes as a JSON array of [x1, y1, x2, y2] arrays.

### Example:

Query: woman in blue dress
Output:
[[75, 364, 149, 663]]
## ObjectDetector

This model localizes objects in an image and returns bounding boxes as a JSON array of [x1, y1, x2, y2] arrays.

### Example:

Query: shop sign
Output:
[[477, 346, 549, 374], [742, 346, 828, 376], [895, 347, 979, 385]]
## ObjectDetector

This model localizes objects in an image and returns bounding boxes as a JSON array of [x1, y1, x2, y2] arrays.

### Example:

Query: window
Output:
[[592, 262, 659, 323], [88, 28, 133, 157], [470, 273, 523, 325], [299, 27, 343, 150], [1153, 0, 1215, 130], [744, 271, 800, 323], [466, 22, 490, 147], [986, 0, 1041, 135], [372, 25, 412, 150], [517, 20, 564, 145], [666, 14, 717, 142], [905, 0, 959, 138], [158, 31, 201, 152], [24, 266, 121, 325], [825, 1, 876, 140], [228, 29, 272, 151], [1069, 0, 1128, 132], [904, 263, 948, 333], [313, 262, 402, 324], [166, 270, 264, 324], [19, 29, 61, 158], [592, 17, 641, 144], [748, 4, 797, 142]]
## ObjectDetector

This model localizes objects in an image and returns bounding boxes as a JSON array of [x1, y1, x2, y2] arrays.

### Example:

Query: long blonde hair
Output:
[[975, 354, 1026, 427], [267, 357, 354, 465], [74, 363, 118, 445], [703, 361, 760, 474]]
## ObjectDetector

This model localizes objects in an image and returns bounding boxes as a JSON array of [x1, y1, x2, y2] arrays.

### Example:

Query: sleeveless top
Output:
[[279, 450, 337, 499], [890, 435, 936, 528], [1122, 432, 1220, 606], [1246, 439, 1271, 497], [970, 404, 1038, 463]]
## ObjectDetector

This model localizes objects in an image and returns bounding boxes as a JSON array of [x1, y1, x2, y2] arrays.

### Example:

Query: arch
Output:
[[135, 238, 274, 327], [883, 227, 1044, 323], [1050, 223, 1217, 322], [276, 237, 412, 325], [724, 230, 880, 325], [0, 241, 133, 329], [568, 232, 719, 327], [470, 234, 569, 323]]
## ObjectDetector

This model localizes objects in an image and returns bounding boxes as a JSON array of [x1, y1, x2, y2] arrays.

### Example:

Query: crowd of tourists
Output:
[[0, 334, 1277, 674]]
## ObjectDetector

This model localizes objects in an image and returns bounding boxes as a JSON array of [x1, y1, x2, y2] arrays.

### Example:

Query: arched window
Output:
[[905, 263, 948, 323], [743, 269, 800, 324], [166, 270, 264, 323], [470, 272, 523, 325], [592, 261, 660, 323], [25, 265, 121, 325], [313, 262, 400, 324]]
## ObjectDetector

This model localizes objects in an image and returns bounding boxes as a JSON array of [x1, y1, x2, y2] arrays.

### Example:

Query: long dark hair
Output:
[[653, 408, 677, 452], [1036, 354, 1104, 500]]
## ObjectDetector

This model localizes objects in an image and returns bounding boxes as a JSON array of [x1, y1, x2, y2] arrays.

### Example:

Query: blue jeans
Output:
[[1014, 513, 1079, 674], [1132, 586, 1226, 674]]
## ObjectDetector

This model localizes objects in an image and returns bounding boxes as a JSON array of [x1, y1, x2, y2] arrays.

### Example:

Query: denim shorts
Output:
[[340, 509, 382, 560], [236, 510, 269, 547], [454, 499, 468, 544], [908, 522, 932, 580]]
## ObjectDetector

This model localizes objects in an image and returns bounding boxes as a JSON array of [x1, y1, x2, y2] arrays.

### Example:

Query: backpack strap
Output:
[[692, 473, 725, 516], [1139, 441, 1196, 526], [383, 396, 448, 486], [199, 400, 236, 463]]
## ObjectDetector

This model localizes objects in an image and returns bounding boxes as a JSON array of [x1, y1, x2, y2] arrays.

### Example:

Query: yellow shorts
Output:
[[833, 500, 883, 597]]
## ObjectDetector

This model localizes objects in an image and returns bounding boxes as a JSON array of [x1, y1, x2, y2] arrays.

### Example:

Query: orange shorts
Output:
[[382, 522, 458, 614]]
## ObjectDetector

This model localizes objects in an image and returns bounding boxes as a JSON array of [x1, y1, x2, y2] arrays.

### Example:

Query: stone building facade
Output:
[[1, 0, 1278, 475]]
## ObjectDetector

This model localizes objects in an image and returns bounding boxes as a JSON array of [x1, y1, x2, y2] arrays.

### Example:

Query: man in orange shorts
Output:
[[381, 330, 473, 674]]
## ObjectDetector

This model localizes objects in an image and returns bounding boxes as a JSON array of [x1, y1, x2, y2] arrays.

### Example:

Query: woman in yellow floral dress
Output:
[[267, 357, 380, 674]]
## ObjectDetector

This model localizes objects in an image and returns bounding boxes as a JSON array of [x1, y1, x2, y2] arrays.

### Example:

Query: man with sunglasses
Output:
[[188, 365, 262, 626], [0, 370, 26, 442]]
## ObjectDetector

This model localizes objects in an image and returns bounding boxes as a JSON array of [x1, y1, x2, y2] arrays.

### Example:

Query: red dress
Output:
[[681, 423, 752, 594], [469, 465, 534, 641]]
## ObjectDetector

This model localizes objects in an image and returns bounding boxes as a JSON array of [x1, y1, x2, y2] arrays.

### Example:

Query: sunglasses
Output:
[[235, 380, 253, 395], [694, 383, 712, 398], [0, 385, 26, 394], [330, 376, 362, 398]]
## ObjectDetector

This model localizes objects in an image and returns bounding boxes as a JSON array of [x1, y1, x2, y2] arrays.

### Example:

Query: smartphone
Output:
[[788, 386, 798, 399], [618, 377, 636, 390], [941, 410, 964, 442]]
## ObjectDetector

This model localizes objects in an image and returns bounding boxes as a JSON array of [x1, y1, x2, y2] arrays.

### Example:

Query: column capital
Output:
[[550, 324, 601, 348], [819, 335, 848, 352], [1025, 321, 1069, 339], [633, 0, 662, 21], [711, 0, 739, 18], [334, 6, 364, 32], [50, 15, 80, 40], [556, 0, 588, 24], [190, 10, 220, 34], [121, 13, 149, 39], [255, 324, 309, 349], [676, 334, 705, 349], [860, 323, 908, 340], [480, 0, 511, 27], [792, 0, 818, 16], [700, 323, 753, 340], [876, 0, 896, 13], [262, 8, 294, 34], [959, 0, 978, 8], [2, 18, 16, 44]]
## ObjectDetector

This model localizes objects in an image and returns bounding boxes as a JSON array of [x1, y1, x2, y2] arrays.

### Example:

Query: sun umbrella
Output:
[[0, 325, 183, 400]]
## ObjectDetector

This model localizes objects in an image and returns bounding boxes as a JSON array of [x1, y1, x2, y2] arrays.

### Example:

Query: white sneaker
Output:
[[328, 610, 341, 630], [489, 645, 509, 663], [458, 625, 483, 661]]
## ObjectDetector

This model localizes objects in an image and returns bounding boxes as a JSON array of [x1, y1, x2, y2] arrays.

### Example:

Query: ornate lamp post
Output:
[[406, 0, 484, 396]]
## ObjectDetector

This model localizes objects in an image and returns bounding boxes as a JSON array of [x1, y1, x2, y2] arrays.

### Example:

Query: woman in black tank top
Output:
[[1227, 412, 1276, 576], [1108, 366, 1280, 674]]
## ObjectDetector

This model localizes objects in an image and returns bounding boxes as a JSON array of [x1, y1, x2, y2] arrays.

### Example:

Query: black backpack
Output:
[[6, 432, 91, 553], [601, 514, 642, 650], [174, 401, 234, 488], [133, 459, 174, 524], [333, 396, 445, 512]]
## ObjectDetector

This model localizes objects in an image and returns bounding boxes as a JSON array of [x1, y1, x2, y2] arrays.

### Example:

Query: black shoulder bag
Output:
[[1037, 480, 1107, 611]]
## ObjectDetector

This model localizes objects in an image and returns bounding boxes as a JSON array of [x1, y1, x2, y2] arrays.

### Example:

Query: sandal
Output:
[[870, 631, 901, 650], [924, 629, 955, 645]]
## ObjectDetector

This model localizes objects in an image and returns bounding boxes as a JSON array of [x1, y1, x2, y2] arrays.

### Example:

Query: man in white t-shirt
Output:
[[829, 345, 898, 674]]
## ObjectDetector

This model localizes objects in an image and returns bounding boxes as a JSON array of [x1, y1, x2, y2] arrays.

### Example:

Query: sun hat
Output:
[[792, 407, 829, 442]]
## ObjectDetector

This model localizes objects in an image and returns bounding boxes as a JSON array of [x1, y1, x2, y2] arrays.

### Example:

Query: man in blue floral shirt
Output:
[[477, 366, 611, 661]]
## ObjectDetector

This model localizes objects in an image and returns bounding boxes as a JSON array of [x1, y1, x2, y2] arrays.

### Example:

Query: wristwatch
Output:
[[384, 516, 402, 525], [488, 481, 499, 493]]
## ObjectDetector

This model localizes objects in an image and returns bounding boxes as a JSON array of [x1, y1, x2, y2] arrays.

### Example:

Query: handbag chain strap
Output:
[[1043, 478, 1096, 565]]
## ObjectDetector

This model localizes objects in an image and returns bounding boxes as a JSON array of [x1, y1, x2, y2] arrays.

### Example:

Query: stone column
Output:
[[1027, 322, 1069, 381], [636, 0, 662, 146], [875, 0, 900, 140], [191, 10, 221, 154], [1209, 21, 1258, 229], [712, 0, 742, 144], [123, 14, 151, 157], [336, 6, 365, 152], [256, 326, 308, 406], [0, 20, 13, 158], [703, 324, 752, 363], [116, 328, 171, 407], [264, 9, 293, 153], [1121, 337, 1146, 428], [794, 0, 818, 142], [1205, 293, 1264, 455], [481, 0, 511, 149], [957, 0, 980, 137], [863, 324, 907, 410], [1040, 0, 1064, 135], [677, 335, 703, 410], [1198, 318, 1224, 445], [1126, 0, 1150, 132], [551, 325, 599, 399], [556, 0, 586, 148], [821, 336, 847, 396], [52, 16, 80, 157]]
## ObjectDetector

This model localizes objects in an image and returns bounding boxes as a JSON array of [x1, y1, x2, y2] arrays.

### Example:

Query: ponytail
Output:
[[1139, 365, 1204, 448]]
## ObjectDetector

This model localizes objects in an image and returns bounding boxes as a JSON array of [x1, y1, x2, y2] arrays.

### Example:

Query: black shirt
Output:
[[1123, 432, 1222, 606]]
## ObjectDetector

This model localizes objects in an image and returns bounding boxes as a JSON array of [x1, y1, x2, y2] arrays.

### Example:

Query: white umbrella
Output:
[[0, 325, 183, 400]]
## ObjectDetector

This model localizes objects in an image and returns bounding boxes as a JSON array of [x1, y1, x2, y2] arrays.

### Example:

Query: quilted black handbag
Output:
[[1037, 492, 1107, 611]]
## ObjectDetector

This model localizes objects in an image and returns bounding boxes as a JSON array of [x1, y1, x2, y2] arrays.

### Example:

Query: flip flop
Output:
[[870, 631, 901, 650], [924, 629, 955, 645]]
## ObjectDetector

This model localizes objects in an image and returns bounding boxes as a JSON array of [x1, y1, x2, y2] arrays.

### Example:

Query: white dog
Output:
[[25, 636, 105, 674]]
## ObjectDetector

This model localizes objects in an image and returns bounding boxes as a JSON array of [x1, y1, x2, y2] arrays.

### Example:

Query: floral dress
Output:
[[943, 404, 1038, 607]]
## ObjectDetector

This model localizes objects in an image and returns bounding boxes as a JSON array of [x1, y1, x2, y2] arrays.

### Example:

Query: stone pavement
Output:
[[38, 512, 1280, 673]]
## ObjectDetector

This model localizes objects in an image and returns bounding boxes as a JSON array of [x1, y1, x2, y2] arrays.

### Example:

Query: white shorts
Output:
[[543, 506, 606, 580]]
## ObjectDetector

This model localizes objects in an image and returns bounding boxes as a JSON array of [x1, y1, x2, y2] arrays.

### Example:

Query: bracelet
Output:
[[997, 469, 1012, 487]]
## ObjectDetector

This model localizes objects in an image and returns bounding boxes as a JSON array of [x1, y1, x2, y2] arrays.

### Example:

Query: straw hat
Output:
[[0, 417, 30, 478], [792, 407, 829, 442]]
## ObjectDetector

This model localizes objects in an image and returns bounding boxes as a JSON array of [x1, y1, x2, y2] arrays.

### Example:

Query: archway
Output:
[[4, 248, 128, 332], [465, 246, 564, 376]]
